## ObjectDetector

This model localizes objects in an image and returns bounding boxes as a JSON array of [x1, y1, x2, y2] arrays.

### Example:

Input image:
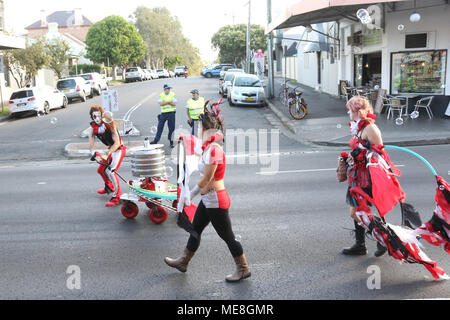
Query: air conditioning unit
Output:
[[347, 33, 362, 46]]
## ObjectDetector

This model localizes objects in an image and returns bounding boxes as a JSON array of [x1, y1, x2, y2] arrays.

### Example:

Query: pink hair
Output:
[[346, 96, 373, 119]]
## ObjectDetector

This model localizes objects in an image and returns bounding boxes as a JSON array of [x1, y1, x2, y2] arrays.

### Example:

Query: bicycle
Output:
[[288, 86, 308, 120], [279, 82, 290, 105]]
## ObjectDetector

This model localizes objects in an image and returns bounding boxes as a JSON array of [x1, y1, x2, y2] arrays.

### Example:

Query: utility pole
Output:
[[267, 0, 274, 99], [246, 0, 251, 73]]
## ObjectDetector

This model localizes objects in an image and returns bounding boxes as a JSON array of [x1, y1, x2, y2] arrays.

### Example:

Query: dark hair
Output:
[[201, 102, 225, 135]]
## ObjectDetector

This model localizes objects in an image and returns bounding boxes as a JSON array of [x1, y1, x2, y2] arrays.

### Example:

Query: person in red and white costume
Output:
[[164, 103, 251, 283], [88, 105, 126, 207]]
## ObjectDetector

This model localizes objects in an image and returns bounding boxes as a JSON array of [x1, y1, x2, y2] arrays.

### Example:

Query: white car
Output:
[[9, 86, 68, 117], [168, 70, 175, 78], [57, 77, 93, 102], [174, 66, 186, 77], [228, 74, 266, 107], [156, 69, 169, 78], [79, 72, 108, 95], [142, 69, 152, 80], [219, 72, 240, 97], [125, 67, 145, 82], [149, 69, 159, 79]]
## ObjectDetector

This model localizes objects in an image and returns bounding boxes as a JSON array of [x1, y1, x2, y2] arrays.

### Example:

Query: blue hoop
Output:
[[385, 145, 438, 176]]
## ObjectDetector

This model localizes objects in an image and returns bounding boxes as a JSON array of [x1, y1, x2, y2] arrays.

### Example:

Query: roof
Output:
[[25, 10, 93, 29], [266, 0, 408, 33]]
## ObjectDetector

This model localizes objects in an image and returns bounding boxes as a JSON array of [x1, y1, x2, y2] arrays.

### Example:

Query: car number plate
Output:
[[64, 89, 71, 93], [17, 103, 26, 107], [245, 97, 254, 101]]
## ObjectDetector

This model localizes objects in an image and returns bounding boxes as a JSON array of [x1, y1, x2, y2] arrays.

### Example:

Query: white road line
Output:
[[257, 165, 405, 175], [124, 92, 156, 121]]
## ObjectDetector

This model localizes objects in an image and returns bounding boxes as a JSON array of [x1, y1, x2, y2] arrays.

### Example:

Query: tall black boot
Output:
[[374, 242, 387, 257], [342, 220, 367, 255]]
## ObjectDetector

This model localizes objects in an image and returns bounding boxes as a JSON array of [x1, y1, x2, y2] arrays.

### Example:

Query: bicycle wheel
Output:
[[279, 90, 286, 104], [289, 102, 307, 120]]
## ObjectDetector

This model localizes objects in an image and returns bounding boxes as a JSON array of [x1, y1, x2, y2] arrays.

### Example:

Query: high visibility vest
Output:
[[160, 92, 176, 113], [187, 97, 205, 120]]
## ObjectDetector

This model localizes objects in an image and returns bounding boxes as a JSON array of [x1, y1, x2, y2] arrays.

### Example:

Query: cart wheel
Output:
[[121, 201, 139, 219], [146, 201, 156, 209], [149, 206, 168, 224]]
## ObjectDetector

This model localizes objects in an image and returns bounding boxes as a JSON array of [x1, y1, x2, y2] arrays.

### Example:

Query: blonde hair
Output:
[[346, 96, 373, 120]]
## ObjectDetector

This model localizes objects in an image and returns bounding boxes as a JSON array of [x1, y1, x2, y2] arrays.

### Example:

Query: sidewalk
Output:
[[267, 77, 450, 147]]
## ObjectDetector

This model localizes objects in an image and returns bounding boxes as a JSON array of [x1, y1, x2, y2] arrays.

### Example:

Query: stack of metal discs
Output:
[[131, 147, 166, 178]]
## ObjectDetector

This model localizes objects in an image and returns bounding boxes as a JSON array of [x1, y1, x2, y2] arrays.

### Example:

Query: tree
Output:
[[85, 15, 145, 79], [2, 39, 48, 88], [132, 6, 203, 74], [44, 38, 71, 79], [211, 24, 267, 67]]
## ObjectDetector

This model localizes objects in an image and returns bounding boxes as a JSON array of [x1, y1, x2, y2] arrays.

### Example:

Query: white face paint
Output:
[[93, 111, 102, 125]]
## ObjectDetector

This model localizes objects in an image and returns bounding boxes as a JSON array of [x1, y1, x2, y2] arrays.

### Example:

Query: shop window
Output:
[[391, 50, 446, 95], [405, 33, 427, 49]]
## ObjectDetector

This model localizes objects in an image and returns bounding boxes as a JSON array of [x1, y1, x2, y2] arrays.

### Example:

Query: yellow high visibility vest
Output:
[[187, 97, 205, 120], [160, 92, 176, 113]]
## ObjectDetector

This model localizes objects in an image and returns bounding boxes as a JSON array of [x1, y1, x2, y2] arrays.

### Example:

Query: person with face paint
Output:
[[342, 96, 387, 257], [164, 102, 251, 282], [89, 105, 126, 207], [186, 89, 205, 137]]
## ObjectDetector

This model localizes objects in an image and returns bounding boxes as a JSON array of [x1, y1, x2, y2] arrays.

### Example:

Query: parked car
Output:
[[201, 63, 236, 78], [219, 69, 245, 92], [174, 66, 187, 77], [79, 72, 108, 95], [168, 70, 175, 78], [57, 77, 92, 103], [157, 69, 170, 78], [144, 69, 155, 79], [219, 72, 239, 97], [228, 74, 266, 107], [219, 66, 237, 79], [143, 69, 153, 80], [125, 67, 145, 82], [9, 86, 68, 117]]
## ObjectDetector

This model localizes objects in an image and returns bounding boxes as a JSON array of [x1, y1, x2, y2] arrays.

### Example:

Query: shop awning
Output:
[[266, 0, 409, 33], [0, 33, 26, 50]]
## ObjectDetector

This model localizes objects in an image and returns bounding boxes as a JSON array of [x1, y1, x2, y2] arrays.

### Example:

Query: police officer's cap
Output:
[[163, 84, 172, 90], [190, 89, 199, 94]]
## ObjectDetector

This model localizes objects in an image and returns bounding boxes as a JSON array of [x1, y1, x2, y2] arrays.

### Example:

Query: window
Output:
[[391, 50, 447, 95], [234, 77, 262, 87], [57, 79, 76, 89], [10, 90, 33, 99]]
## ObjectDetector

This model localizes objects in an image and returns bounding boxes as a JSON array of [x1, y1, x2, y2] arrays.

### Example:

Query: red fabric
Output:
[[210, 145, 226, 180], [217, 189, 230, 209], [180, 134, 197, 156], [184, 204, 197, 222], [436, 176, 450, 221], [419, 223, 450, 255]]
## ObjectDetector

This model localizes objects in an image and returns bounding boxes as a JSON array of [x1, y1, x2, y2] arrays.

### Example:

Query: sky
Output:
[[4, 0, 299, 63]]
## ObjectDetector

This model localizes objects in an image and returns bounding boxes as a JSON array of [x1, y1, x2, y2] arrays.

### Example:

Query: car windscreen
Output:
[[80, 74, 92, 81], [10, 90, 34, 99], [57, 79, 76, 89], [224, 73, 235, 81], [126, 68, 138, 72], [157, 69, 164, 72], [234, 77, 262, 87]]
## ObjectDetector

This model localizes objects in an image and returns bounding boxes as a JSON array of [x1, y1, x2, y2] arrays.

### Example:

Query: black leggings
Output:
[[186, 201, 243, 258]]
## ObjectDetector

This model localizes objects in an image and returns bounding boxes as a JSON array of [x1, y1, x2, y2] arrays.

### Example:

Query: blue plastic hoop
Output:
[[385, 145, 438, 176]]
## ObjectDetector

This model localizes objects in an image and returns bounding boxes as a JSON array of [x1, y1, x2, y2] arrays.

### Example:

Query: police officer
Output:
[[186, 89, 205, 136], [151, 84, 177, 148]]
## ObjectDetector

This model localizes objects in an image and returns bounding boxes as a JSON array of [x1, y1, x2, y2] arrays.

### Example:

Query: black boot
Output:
[[342, 220, 367, 255], [374, 242, 387, 257]]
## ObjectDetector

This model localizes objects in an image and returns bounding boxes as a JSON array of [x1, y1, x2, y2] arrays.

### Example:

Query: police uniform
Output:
[[186, 96, 205, 136], [153, 86, 177, 146]]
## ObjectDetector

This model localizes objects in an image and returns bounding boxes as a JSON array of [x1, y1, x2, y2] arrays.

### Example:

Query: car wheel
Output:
[[44, 101, 50, 114], [228, 96, 235, 106], [61, 96, 68, 108], [206, 73, 212, 78], [89, 89, 94, 99]]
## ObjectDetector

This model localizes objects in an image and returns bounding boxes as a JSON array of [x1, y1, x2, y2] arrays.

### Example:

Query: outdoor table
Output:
[[392, 93, 421, 116]]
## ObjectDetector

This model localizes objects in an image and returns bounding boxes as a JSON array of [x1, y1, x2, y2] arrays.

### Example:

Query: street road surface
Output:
[[0, 77, 449, 299]]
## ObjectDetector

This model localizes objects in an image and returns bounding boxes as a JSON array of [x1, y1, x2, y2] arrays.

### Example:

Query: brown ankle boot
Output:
[[164, 248, 195, 273], [225, 254, 251, 282]]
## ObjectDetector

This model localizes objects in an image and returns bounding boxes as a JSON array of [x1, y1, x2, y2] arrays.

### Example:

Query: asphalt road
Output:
[[0, 76, 449, 300], [0, 76, 302, 163], [0, 144, 449, 299]]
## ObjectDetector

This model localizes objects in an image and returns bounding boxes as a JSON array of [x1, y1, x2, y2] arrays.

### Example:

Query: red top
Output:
[[201, 133, 226, 181]]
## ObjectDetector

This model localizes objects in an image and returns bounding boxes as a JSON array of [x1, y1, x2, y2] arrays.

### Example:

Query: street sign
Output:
[[254, 49, 265, 79], [102, 89, 119, 112]]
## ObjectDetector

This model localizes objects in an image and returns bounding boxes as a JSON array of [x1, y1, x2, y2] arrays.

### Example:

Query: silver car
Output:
[[228, 74, 266, 107], [219, 72, 239, 97], [57, 77, 93, 103]]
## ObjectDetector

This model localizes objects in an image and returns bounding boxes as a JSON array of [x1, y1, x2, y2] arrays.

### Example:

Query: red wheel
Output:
[[146, 201, 156, 209], [121, 201, 139, 219], [149, 206, 168, 224]]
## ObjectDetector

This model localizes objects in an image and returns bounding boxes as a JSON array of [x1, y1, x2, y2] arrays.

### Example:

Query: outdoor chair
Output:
[[413, 96, 434, 119], [387, 97, 407, 119]]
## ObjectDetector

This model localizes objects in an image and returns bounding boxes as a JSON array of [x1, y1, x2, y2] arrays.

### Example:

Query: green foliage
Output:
[[85, 15, 146, 68], [44, 38, 71, 79], [70, 63, 102, 75], [132, 6, 203, 75], [2, 39, 48, 88], [211, 24, 267, 67]]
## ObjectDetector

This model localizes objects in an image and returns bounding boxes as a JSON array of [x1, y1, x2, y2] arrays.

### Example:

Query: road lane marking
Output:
[[257, 165, 405, 175], [124, 92, 157, 121]]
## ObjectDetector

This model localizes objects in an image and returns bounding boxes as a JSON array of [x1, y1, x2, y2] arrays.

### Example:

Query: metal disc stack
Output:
[[131, 147, 166, 178]]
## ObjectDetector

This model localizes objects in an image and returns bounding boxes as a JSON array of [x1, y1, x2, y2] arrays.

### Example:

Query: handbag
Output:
[[336, 153, 349, 183]]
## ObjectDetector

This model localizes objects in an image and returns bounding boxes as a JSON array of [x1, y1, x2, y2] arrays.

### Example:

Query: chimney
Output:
[[48, 22, 58, 35], [40, 9, 47, 27], [74, 8, 83, 25]]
